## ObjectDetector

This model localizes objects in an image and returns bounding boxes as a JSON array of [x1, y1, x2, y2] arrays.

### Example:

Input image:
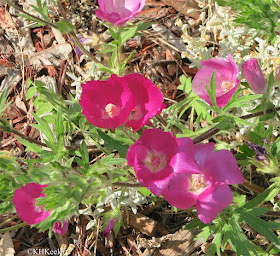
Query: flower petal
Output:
[[194, 143, 215, 169], [124, 73, 164, 132], [196, 184, 233, 223], [203, 150, 244, 185], [162, 173, 197, 209], [171, 137, 201, 174]]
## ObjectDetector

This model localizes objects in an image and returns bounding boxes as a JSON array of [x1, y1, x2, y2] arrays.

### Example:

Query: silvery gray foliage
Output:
[[94, 187, 148, 215]]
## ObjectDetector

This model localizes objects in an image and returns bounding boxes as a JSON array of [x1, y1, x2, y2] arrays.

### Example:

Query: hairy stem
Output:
[[56, 0, 102, 64], [0, 222, 27, 234], [193, 106, 280, 144]]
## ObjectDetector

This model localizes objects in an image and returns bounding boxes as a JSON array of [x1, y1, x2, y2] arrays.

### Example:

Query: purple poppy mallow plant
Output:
[[95, 0, 145, 26], [127, 129, 245, 224], [162, 143, 245, 223], [242, 58, 267, 94], [127, 129, 201, 196], [13, 183, 51, 225], [192, 54, 240, 107], [79, 74, 165, 131]]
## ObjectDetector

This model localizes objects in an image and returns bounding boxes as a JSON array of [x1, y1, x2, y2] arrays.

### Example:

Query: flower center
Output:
[[104, 103, 120, 118], [221, 80, 235, 93], [145, 153, 166, 173], [34, 205, 44, 213], [191, 174, 207, 194], [151, 155, 161, 167]]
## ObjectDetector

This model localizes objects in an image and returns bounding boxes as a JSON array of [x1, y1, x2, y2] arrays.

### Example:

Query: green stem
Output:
[[55, 0, 102, 64], [0, 222, 27, 234], [116, 27, 123, 76], [193, 106, 280, 144], [0, 215, 17, 229]]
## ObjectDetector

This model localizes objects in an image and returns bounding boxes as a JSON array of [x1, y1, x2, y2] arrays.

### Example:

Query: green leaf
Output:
[[205, 71, 218, 109], [79, 140, 89, 168], [55, 20, 75, 34], [223, 94, 263, 112], [15, 13, 45, 25], [119, 26, 138, 45], [236, 183, 280, 211], [267, 71, 274, 94], [178, 75, 192, 93], [55, 107, 64, 139], [97, 129, 129, 157], [228, 216, 257, 256], [239, 210, 280, 248], [207, 231, 222, 256], [16, 137, 44, 153], [0, 89, 11, 114], [184, 219, 207, 230], [26, 87, 37, 100], [31, 113, 56, 145]]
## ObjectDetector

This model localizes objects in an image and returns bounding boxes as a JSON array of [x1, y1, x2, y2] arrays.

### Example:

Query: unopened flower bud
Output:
[[242, 59, 267, 94]]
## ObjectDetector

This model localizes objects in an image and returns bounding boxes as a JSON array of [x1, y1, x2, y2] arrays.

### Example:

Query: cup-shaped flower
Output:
[[242, 59, 267, 94], [79, 74, 135, 130], [95, 0, 145, 26], [53, 221, 69, 235], [124, 73, 165, 132], [162, 143, 244, 223], [79, 74, 165, 131], [127, 129, 201, 196], [192, 54, 239, 107], [13, 183, 51, 225]]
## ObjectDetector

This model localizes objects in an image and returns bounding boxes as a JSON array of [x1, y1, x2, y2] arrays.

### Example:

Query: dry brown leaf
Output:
[[15, 95, 27, 114], [0, 6, 19, 31], [27, 43, 72, 70], [0, 232, 15, 256], [161, 0, 200, 19], [0, 67, 22, 94]]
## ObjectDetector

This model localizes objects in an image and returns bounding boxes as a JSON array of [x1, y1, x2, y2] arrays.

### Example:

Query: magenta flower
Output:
[[242, 59, 267, 94], [162, 143, 244, 223], [79, 74, 135, 130], [95, 0, 145, 26], [103, 217, 117, 237], [127, 129, 201, 196], [79, 74, 165, 131], [124, 73, 165, 132], [13, 183, 51, 225], [53, 221, 69, 235], [192, 54, 240, 107]]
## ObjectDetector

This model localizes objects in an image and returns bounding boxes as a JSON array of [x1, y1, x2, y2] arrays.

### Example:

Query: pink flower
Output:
[[103, 217, 117, 237], [162, 143, 244, 224], [124, 74, 165, 132], [79, 74, 135, 130], [79, 74, 165, 131], [53, 221, 69, 235], [13, 183, 51, 225], [242, 59, 267, 94], [95, 0, 145, 26], [192, 54, 240, 107], [127, 129, 200, 196]]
